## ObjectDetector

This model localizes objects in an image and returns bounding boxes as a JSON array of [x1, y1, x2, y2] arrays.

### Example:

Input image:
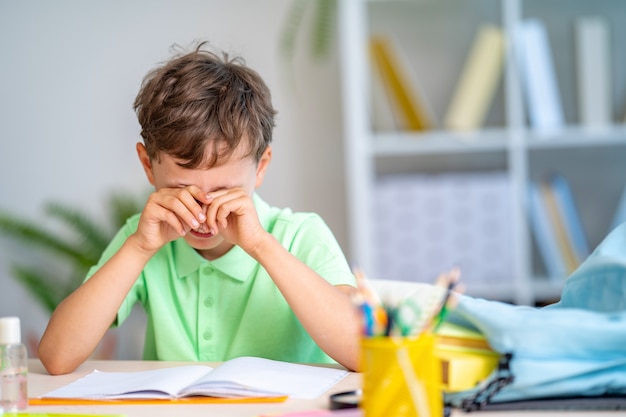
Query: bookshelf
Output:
[[338, 0, 626, 305]]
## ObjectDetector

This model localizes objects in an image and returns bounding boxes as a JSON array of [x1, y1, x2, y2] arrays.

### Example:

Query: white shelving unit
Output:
[[338, 0, 626, 305]]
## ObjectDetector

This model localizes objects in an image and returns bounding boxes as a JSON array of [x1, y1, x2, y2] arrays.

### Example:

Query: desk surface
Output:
[[27, 359, 626, 417]]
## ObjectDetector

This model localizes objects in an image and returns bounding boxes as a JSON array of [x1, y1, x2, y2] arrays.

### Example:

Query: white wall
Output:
[[0, 0, 347, 358]]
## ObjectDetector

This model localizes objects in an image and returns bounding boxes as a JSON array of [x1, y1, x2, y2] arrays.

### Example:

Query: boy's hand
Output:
[[204, 188, 266, 253], [133, 186, 212, 254]]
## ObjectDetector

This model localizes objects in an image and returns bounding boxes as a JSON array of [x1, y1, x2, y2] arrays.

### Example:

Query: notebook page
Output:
[[181, 356, 348, 399], [42, 365, 212, 399]]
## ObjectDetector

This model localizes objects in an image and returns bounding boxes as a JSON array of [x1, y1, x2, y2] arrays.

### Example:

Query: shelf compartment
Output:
[[373, 128, 510, 156]]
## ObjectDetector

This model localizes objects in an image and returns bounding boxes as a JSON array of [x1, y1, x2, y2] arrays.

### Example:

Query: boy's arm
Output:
[[39, 186, 211, 375], [249, 234, 362, 371], [37, 234, 152, 375], [205, 189, 361, 371]]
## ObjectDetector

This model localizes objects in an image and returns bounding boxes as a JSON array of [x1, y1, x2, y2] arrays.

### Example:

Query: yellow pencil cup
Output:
[[360, 333, 442, 417]]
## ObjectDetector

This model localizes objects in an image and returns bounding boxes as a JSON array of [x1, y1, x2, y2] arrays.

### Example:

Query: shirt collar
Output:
[[173, 193, 272, 282]]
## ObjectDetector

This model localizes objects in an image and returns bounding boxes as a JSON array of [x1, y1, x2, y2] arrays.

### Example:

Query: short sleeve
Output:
[[278, 213, 356, 287]]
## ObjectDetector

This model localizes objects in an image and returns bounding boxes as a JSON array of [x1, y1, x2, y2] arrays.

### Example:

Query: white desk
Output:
[[27, 359, 626, 417]]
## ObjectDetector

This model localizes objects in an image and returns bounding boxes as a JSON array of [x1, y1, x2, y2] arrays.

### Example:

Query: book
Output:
[[435, 322, 499, 393], [528, 176, 589, 280], [611, 185, 626, 232], [539, 181, 579, 274], [39, 356, 348, 401], [527, 181, 567, 280], [516, 19, 564, 131], [435, 321, 493, 354], [547, 173, 589, 263], [444, 24, 505, 131], [575, 17, 611, 128], [369, 46, 400, 132], [369, 35, 435, 132]]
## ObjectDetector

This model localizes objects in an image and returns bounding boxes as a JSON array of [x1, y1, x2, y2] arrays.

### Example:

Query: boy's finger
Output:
[[205, 190, 243, 225], [188, 186, 213, 205], [165, 187, 205, 224], [147, 203, 187, 237], [205, 188, 229, 201], [153, 190, 202, 230]]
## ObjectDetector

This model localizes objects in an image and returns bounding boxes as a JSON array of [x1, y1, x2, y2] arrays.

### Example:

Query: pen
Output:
[[352, 267, 388, 337], [431, 267, 461, 332]]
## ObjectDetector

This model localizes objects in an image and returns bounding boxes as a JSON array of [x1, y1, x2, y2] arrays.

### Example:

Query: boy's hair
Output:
[[134, 42, 276, 169]]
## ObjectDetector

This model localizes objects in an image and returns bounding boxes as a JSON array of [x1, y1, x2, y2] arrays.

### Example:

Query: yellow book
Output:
[[369, 46, 400, 132], [444, 25, 505, 131], [369, 35, 434, 131], [435, 322, 500, 392], [435, 321, 493, 353]]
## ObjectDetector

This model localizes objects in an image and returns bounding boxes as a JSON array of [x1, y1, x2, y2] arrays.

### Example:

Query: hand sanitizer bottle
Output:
[[0, 317, 27, 411]]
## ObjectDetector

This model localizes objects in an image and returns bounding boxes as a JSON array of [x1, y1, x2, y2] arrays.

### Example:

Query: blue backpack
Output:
[[444, 222, 626, 411]]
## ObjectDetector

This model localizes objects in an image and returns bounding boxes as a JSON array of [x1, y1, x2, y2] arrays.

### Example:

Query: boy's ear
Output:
[[255, 146, 272, 188], [136, 142, 156, 185]]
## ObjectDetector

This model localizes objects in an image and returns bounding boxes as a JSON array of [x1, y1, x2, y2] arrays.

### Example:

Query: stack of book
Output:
[[370, 24, 506, 133], [527, 173, 590, 281], [371, 16, 617, 133], [434, 321, 500, 393]]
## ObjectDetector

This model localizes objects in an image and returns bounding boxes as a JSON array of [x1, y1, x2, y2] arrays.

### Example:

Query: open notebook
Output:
[[40, 357, 348, 401]]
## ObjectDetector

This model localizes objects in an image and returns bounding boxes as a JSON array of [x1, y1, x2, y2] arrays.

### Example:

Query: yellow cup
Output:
[[360, 333, 442, 417]]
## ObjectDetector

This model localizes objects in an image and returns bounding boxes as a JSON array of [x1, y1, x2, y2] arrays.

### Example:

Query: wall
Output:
[[0, 0, 347, 358]]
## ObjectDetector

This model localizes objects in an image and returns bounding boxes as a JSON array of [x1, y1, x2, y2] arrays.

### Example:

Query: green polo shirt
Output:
[[86, 194, 355, 364]]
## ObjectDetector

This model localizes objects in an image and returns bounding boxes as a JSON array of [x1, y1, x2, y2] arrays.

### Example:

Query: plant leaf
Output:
[[10, 265, 65, 314], [0, 190, 147, 314], [311, 0, 337, 58], [107, 191, 146, 230], [44, 202, 111, 259], [0, 211, 94, 269]]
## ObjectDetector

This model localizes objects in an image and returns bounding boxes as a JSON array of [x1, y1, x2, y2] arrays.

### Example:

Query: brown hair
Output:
[[134, 42, 276, 169]]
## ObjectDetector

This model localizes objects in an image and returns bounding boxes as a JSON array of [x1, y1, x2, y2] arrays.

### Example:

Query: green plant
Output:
[[279, 0, 337, 61], [0, 191, 146, 314]]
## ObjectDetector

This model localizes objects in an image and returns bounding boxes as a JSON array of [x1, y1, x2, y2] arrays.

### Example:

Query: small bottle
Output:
[[0, 317, 28, 412]]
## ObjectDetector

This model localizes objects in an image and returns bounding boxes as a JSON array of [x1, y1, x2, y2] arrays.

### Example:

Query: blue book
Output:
[[611, 185, 626, 232], [548, 173, 589, 263], [517, 19, 564, 131], [528, 182, 567, 280]]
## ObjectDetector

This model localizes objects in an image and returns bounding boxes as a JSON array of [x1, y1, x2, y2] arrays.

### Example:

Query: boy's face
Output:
[[136, 141, 271, 257]]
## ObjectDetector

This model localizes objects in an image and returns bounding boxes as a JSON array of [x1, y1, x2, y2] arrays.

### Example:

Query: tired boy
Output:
[[38, 43, 360, 374]]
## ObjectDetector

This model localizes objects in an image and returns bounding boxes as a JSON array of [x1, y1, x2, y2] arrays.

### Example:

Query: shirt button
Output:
[[203, 297, 214, 307], [203, 266, 213, 274], [203, 329, 213, 340]]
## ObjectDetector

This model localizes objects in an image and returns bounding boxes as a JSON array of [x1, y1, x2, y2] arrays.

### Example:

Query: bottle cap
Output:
[[0, 317, 21, 344]]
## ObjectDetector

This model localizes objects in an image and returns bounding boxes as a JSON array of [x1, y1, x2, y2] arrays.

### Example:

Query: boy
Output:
[[38, 43, 360, 374]]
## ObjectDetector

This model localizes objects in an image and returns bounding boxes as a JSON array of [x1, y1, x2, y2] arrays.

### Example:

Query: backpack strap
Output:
[[460, 353, 514, 412]]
